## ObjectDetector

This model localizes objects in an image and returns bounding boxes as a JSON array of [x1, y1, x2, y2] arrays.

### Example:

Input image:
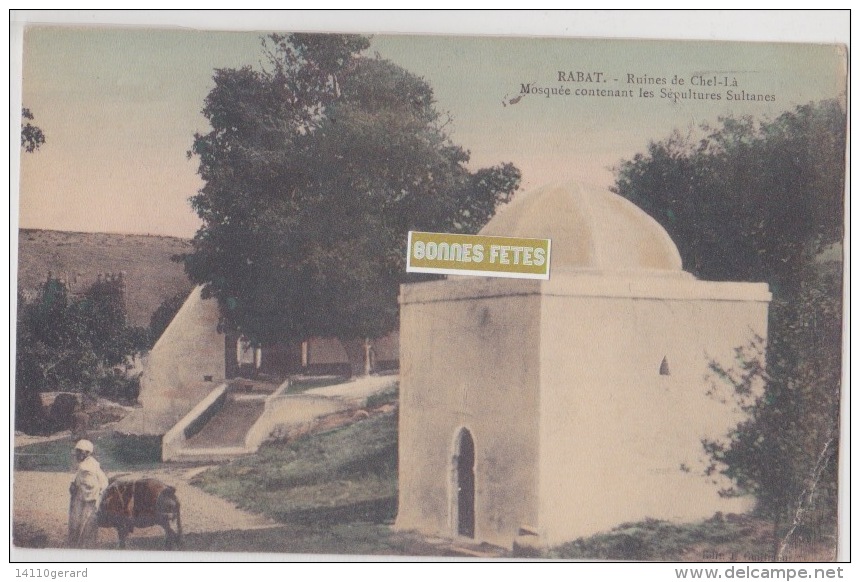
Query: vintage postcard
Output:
[[11, 13, 848, 566]]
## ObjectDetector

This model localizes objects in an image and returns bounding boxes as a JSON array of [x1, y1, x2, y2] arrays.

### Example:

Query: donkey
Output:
[[98, 476, 182, 549]]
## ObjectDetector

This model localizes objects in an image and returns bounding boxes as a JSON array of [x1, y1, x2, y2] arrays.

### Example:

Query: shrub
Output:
[[15, 276, 146, 434]]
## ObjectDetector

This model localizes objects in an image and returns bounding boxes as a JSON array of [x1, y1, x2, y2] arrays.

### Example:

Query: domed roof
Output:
[[479, 183, 683, 272]]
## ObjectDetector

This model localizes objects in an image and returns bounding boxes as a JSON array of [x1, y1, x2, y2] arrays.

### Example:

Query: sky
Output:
[[13, 12, 848, 238]]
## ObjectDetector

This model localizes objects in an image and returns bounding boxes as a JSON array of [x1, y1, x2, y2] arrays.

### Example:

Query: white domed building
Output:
[[395, 183, 771, 549]]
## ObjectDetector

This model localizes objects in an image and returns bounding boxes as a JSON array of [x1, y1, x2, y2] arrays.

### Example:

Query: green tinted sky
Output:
[[17, 24, 846, 237]]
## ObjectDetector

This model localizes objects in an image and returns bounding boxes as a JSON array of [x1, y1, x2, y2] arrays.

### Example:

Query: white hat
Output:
[[74, 439, 94, 453]]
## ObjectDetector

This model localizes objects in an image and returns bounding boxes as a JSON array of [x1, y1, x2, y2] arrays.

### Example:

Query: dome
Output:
[[479, 183, 683, 272]]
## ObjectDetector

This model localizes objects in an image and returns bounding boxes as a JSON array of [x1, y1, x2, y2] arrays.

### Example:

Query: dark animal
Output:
[[98, 477, 182, 549]]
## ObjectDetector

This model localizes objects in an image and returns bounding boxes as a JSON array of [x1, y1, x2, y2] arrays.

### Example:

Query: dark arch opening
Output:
[[456, 429, 476, 538]]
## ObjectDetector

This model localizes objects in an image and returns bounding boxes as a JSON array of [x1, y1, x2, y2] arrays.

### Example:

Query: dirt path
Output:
[[14, 376, 421, 555], [13, 466, 279, 550]]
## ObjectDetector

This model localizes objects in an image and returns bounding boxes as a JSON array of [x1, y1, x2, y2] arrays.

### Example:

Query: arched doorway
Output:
[[455, 429, 476, 538]]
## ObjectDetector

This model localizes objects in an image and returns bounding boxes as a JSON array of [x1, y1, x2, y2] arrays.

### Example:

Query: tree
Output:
[[704, 256, 841, 559], [181, 34, 520, 350], [21, 107, 45, 153], [613, 100, 845, 556], [15, 276, 149, 433]]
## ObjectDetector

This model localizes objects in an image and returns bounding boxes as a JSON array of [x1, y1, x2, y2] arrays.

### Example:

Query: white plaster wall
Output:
[[536, 275, 770, 545], [396, 279, 542, 548], [116, 286, 225, 435]]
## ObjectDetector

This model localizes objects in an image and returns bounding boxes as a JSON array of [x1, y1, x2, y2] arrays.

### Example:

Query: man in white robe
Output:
[[68, 439, 109, 548]]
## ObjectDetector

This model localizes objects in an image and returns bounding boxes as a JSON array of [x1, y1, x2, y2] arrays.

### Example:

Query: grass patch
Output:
[[365, 384, 399, 409], [192, 411, 398, 525], [543, 515, 780, 561], [14, 432, 162, 472], [284, 375, 352, 394], [12, 522, 50, 548], [121, 522, 460, 557]]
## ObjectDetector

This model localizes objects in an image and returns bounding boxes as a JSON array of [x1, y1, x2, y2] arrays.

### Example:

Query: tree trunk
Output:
[[342, 339, 366, 377], [771, 514, 781, 561], [364, 338, 375, 376], [341, 338, 375, 377]]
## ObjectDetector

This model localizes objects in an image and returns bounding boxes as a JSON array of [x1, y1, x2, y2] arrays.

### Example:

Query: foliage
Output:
[[613, 100, 844, 291], [703, 258, 841, 557], [181, 33, 520, 346], [15, 277, 149, 433], [21, 107, 45, 153], [284, 375, 352, 394], [544, 514, 832, 561], [149, 290, 190, 345], [365, 384, 399, 409], [613, 100, 845, 549], [76, 276, 150, 364], [192, 410, 398, 524]]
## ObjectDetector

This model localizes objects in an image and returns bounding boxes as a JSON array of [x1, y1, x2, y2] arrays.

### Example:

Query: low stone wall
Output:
[[244, 379, 350, 451], [243, 379, 293, 451]]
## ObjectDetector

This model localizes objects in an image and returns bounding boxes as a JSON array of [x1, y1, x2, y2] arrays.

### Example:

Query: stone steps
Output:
[[163, 375, 398, 463], [183, 397, 266, 449]]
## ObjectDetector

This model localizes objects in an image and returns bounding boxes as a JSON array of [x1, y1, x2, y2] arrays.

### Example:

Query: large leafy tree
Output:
[[613, 101, 844, 293], [613, 100, 845, 556], [182, 34, 520, 347]]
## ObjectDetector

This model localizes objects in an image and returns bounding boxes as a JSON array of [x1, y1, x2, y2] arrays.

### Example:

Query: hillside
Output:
[[16, 229, 194, 327]]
